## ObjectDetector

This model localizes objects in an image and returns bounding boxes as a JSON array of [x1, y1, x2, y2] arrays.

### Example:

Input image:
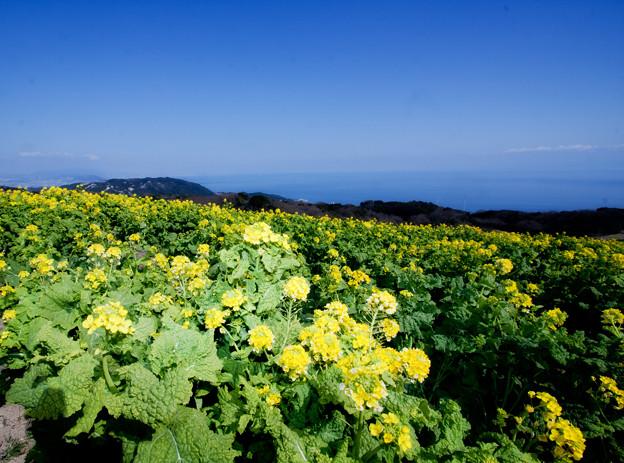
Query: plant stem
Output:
[[361, 444, 384, 462], [352, 411, 364, 460], [102, 355, 119, 393], [221, 326, 241, 352]]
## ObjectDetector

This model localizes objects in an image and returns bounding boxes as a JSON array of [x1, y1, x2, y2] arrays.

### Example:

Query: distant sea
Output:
[[183, 171, 624, 213]]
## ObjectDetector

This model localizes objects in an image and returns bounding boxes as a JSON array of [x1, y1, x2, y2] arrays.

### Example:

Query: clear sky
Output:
[[2, 0, 623, 180]]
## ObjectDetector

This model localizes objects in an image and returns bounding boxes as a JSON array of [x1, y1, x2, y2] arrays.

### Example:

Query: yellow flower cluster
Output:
[[527, 391, 586, 461], [148, 292, 174, 309], [154, 253, 169, 269], [0, 331, 11, 348], [29, 254, 55, 276], [205, 308, 227, 330], [2, 310, 16, 322], [84, 268, 107, 290], [598, 376, 624, 410], [344, 268, 371, 288], [166, 255, 209, 291], [379, 318, 400, 341], [282, 277, 310, 301], [0, 285, 14, 297], [324, 301, 349, 321], [128, 233, 140, 242], [299, 315, 342, 363], [87, 243, 106, 258], [366, 289, 398, 315], [248, 325, 275, 353], [257, 385, 282, 408], [543, 308, 568, 330], [82, 301, 135, 335], [602, 308, 624, 326], [242, 222, 291, 250], [277, 344, 311, 381], [196, 244, 210, 258], [496, 258, 514, 274], [369, 413, 412, 452], [187, 277, 207, 296], [104, 246, 122, 263], [221, 289, 247, 310]]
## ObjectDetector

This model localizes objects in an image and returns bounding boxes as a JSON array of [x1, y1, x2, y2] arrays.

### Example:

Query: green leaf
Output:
[[7, 354, 97, 420], [5, 363, 53, 410], [134, 407, 240, 463], [114, 364, 193, 427], [25, 318, 83, 364], [37, 276, 81, 329], [256, 283, 282, 316], [133, 316, 159, 343], [65, 377, 107, 439], [148, 321, 222, 383]]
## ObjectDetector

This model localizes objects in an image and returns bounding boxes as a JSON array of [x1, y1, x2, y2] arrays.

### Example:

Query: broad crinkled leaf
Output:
[[148, 321, 222, 383], [65, 377, 108, 439], [134, 406, 240, 463], [31, 274, 82, 329], [25, 318, 83, 364], [264, 410, 313, 463], [5, 363, 53, 409], [132, 316, 159, 343], [256, 282, 282, 316], [114, 364, 193, 427], [7, 354, 97, 420]]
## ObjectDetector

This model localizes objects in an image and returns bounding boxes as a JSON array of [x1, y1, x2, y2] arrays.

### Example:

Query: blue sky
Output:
[[2, 0, 623, 180]]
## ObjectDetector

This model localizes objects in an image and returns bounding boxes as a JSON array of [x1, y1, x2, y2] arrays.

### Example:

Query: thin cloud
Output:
[[505, 144, 597, 153], [18, 151, 99, 161]]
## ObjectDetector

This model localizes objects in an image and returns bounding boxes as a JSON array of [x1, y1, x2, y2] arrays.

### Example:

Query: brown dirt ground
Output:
[[0, 403, 33, 463]]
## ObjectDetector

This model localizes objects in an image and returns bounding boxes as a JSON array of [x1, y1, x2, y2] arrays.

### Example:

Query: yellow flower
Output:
[[366, 289, 398, 315], [543, 308, 568, 330], [86, 243, 105, 258], [266, 392, 281, 408], [2, 310, 16, 322], [248, 325, 275, 353], [397, 427, 412, 452], [496, 258, 513, 274], [381, 413, 400, 425], [84, 268, 107, 290], [82, 301, 134, 335], [369, 421, 383, 437], [221, 289, 247, 310], [283, 277, 310, 302], [397, 348, 431, 383], [277, 345, 311, 381], [379, 318, 400, 341], [602, 308, 624, 325], [129, 234, 140, 242], [205, 309, 227, 330], [383, 433, 394, 444], [197, 244, 210, 258]]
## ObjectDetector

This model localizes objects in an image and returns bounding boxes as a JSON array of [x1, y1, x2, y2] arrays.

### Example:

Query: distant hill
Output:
[[61, 177, 215, 197], [4, 175, 623, 238]]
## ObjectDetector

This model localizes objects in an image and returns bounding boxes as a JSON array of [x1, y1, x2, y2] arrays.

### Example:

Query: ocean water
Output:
[[183, 171, 624, 213]]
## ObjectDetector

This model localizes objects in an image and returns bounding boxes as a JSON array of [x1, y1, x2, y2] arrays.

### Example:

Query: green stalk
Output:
[[102, 331, 119, 393], [220, 326, 241, 352], [361, 444, 384, 462], [102, 355, 119, 393], [352, 411, 364, 460]]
